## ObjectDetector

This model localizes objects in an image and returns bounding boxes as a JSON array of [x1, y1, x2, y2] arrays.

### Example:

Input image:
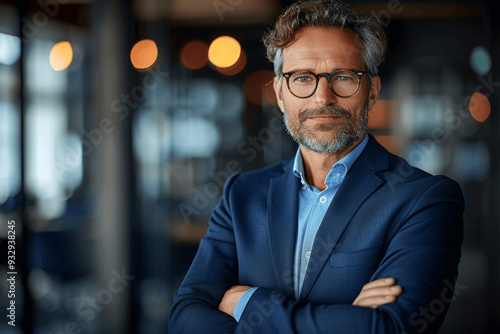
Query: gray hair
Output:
[[263, 0, 387, 79]]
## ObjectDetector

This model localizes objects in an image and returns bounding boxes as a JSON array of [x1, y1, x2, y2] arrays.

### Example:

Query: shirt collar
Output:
[[293, 134, 369, 187]]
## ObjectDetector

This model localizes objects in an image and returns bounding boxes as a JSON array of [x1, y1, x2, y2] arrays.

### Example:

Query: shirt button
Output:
[[319, 196, 327, 204], [305, 251, 311, 259]]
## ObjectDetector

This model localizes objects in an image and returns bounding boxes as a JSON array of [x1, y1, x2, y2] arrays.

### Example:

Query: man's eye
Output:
[[294, 75, 313, 82], [335, 76, 352, 82]]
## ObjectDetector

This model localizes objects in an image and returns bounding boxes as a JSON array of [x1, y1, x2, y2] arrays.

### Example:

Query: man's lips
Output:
[[308, 115, 342, 119]]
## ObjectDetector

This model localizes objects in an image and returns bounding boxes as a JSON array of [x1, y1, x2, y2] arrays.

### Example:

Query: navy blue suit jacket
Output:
[[169, 135, 464, 333]]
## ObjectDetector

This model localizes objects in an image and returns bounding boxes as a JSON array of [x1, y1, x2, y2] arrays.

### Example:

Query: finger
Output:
[[353, 286, 402, 306], [358, 285, 403, 299], [361, 278, 396, 290], [228, 285, 253, 293], [354, 295, 398, 308]]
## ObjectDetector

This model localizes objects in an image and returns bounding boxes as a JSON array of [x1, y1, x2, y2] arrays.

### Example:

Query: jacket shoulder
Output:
[[381, 151, 463, 204]]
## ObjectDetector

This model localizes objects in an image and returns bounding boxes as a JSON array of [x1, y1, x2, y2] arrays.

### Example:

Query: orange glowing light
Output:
[[469, 92, 491, 122], [374, 135, 398, 154], [264, 79, 278, 107], [217, 50, 246, 76], [180, 40, 209, 70], [368, 100, 392, 129], [130, 39, 158, 71], [49, 41, 73, 71], [244, 70, 276, 106], [208, 36, 241, 68]]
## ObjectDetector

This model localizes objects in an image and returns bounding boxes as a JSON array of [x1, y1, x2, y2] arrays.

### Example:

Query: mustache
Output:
[[298, 105, 352, 123]]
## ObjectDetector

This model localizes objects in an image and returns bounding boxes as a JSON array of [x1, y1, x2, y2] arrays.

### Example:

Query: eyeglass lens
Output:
[[288, 71, 360, 98]]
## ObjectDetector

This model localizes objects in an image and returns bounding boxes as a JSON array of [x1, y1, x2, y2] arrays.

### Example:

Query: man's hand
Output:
[[219, 278, 400, 317], [218, 285, 253, 317], [352, 278, 402, 308]]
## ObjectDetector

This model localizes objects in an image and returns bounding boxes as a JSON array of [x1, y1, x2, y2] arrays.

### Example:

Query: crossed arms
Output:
[[219, 277, 403, 318], [168, 174, 464, 334]]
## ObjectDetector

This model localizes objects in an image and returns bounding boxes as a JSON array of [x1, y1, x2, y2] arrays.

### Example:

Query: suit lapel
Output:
[[299, 136, 389, 299], [268, 159, 300, 297]]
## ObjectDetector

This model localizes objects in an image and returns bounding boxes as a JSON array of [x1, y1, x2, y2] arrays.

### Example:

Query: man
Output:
[[168, 1, 464, 333]]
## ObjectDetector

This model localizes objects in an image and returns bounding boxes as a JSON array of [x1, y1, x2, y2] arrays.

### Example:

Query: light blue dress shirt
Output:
[[233, 135, 369, 321]]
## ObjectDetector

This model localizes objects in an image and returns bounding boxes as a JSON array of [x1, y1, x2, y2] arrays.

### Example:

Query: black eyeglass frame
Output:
[[282, 69, 370, 98]]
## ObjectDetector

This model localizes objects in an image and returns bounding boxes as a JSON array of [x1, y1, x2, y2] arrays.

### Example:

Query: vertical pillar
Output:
[[89, 0, 131, 333]]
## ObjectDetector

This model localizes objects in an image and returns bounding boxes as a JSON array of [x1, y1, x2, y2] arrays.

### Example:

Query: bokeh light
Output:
[[172, 116, 220, 158], [405, 141, 445, 175], [244, 70, 276, 105], [0, 101, 20, 204], [470, 46, 491, 76], [0, 33, 21, 66], [218, 84, 245, 121], [208, 36, 241, 68], [455, 141, 489, 182], [180, 40, 209, 70], [368, 100, 391, 129], [49, 41, 73, 71], [217, 50, 246, 76], [373, 135, 398, 154], [264, 80, 278, 107], [187, 79, 219, 116], [469, 92, 491, 123], [130, 39, 158, 71]]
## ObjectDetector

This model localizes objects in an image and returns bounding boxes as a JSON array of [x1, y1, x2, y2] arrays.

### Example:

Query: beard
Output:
[[283, 97, 369, 154]]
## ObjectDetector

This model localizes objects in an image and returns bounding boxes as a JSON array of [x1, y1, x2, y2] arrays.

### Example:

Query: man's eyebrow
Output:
[[284, 68, 367, 74], [283, 68, 316, 73]]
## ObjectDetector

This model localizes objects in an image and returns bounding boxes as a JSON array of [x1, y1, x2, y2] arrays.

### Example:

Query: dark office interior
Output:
[[0, 0, 499, 333]]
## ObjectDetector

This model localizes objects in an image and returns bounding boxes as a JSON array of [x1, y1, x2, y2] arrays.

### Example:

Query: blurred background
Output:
[[0, 0, 498, 333]]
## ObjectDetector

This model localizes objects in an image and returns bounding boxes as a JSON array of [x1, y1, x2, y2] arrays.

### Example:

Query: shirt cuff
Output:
[[233, 287, 259, 322]]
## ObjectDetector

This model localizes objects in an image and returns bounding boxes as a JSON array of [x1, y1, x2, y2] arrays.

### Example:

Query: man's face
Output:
[[273, 27, 381, 154]]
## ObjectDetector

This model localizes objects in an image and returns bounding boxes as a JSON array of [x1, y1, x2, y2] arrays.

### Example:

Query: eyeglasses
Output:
[[282, 69, 369, 98]]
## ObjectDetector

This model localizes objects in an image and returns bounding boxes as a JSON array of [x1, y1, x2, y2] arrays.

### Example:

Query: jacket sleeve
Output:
[[168, 174, 240, 334], [237, 177, 464, 334]]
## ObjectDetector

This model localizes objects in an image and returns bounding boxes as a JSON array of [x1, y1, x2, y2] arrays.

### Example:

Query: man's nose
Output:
[[312, 76, 337, 105]]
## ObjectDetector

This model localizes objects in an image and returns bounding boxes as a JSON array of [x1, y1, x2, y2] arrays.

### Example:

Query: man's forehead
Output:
[[282, 27, 364, 69]]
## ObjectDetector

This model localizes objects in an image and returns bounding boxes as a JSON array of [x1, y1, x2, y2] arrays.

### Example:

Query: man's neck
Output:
[[300, 134, 365, 191]]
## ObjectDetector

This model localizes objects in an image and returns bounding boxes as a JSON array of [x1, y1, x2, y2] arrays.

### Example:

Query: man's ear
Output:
[[367, 75, 381, 111], [273, 76, 285, 113]]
